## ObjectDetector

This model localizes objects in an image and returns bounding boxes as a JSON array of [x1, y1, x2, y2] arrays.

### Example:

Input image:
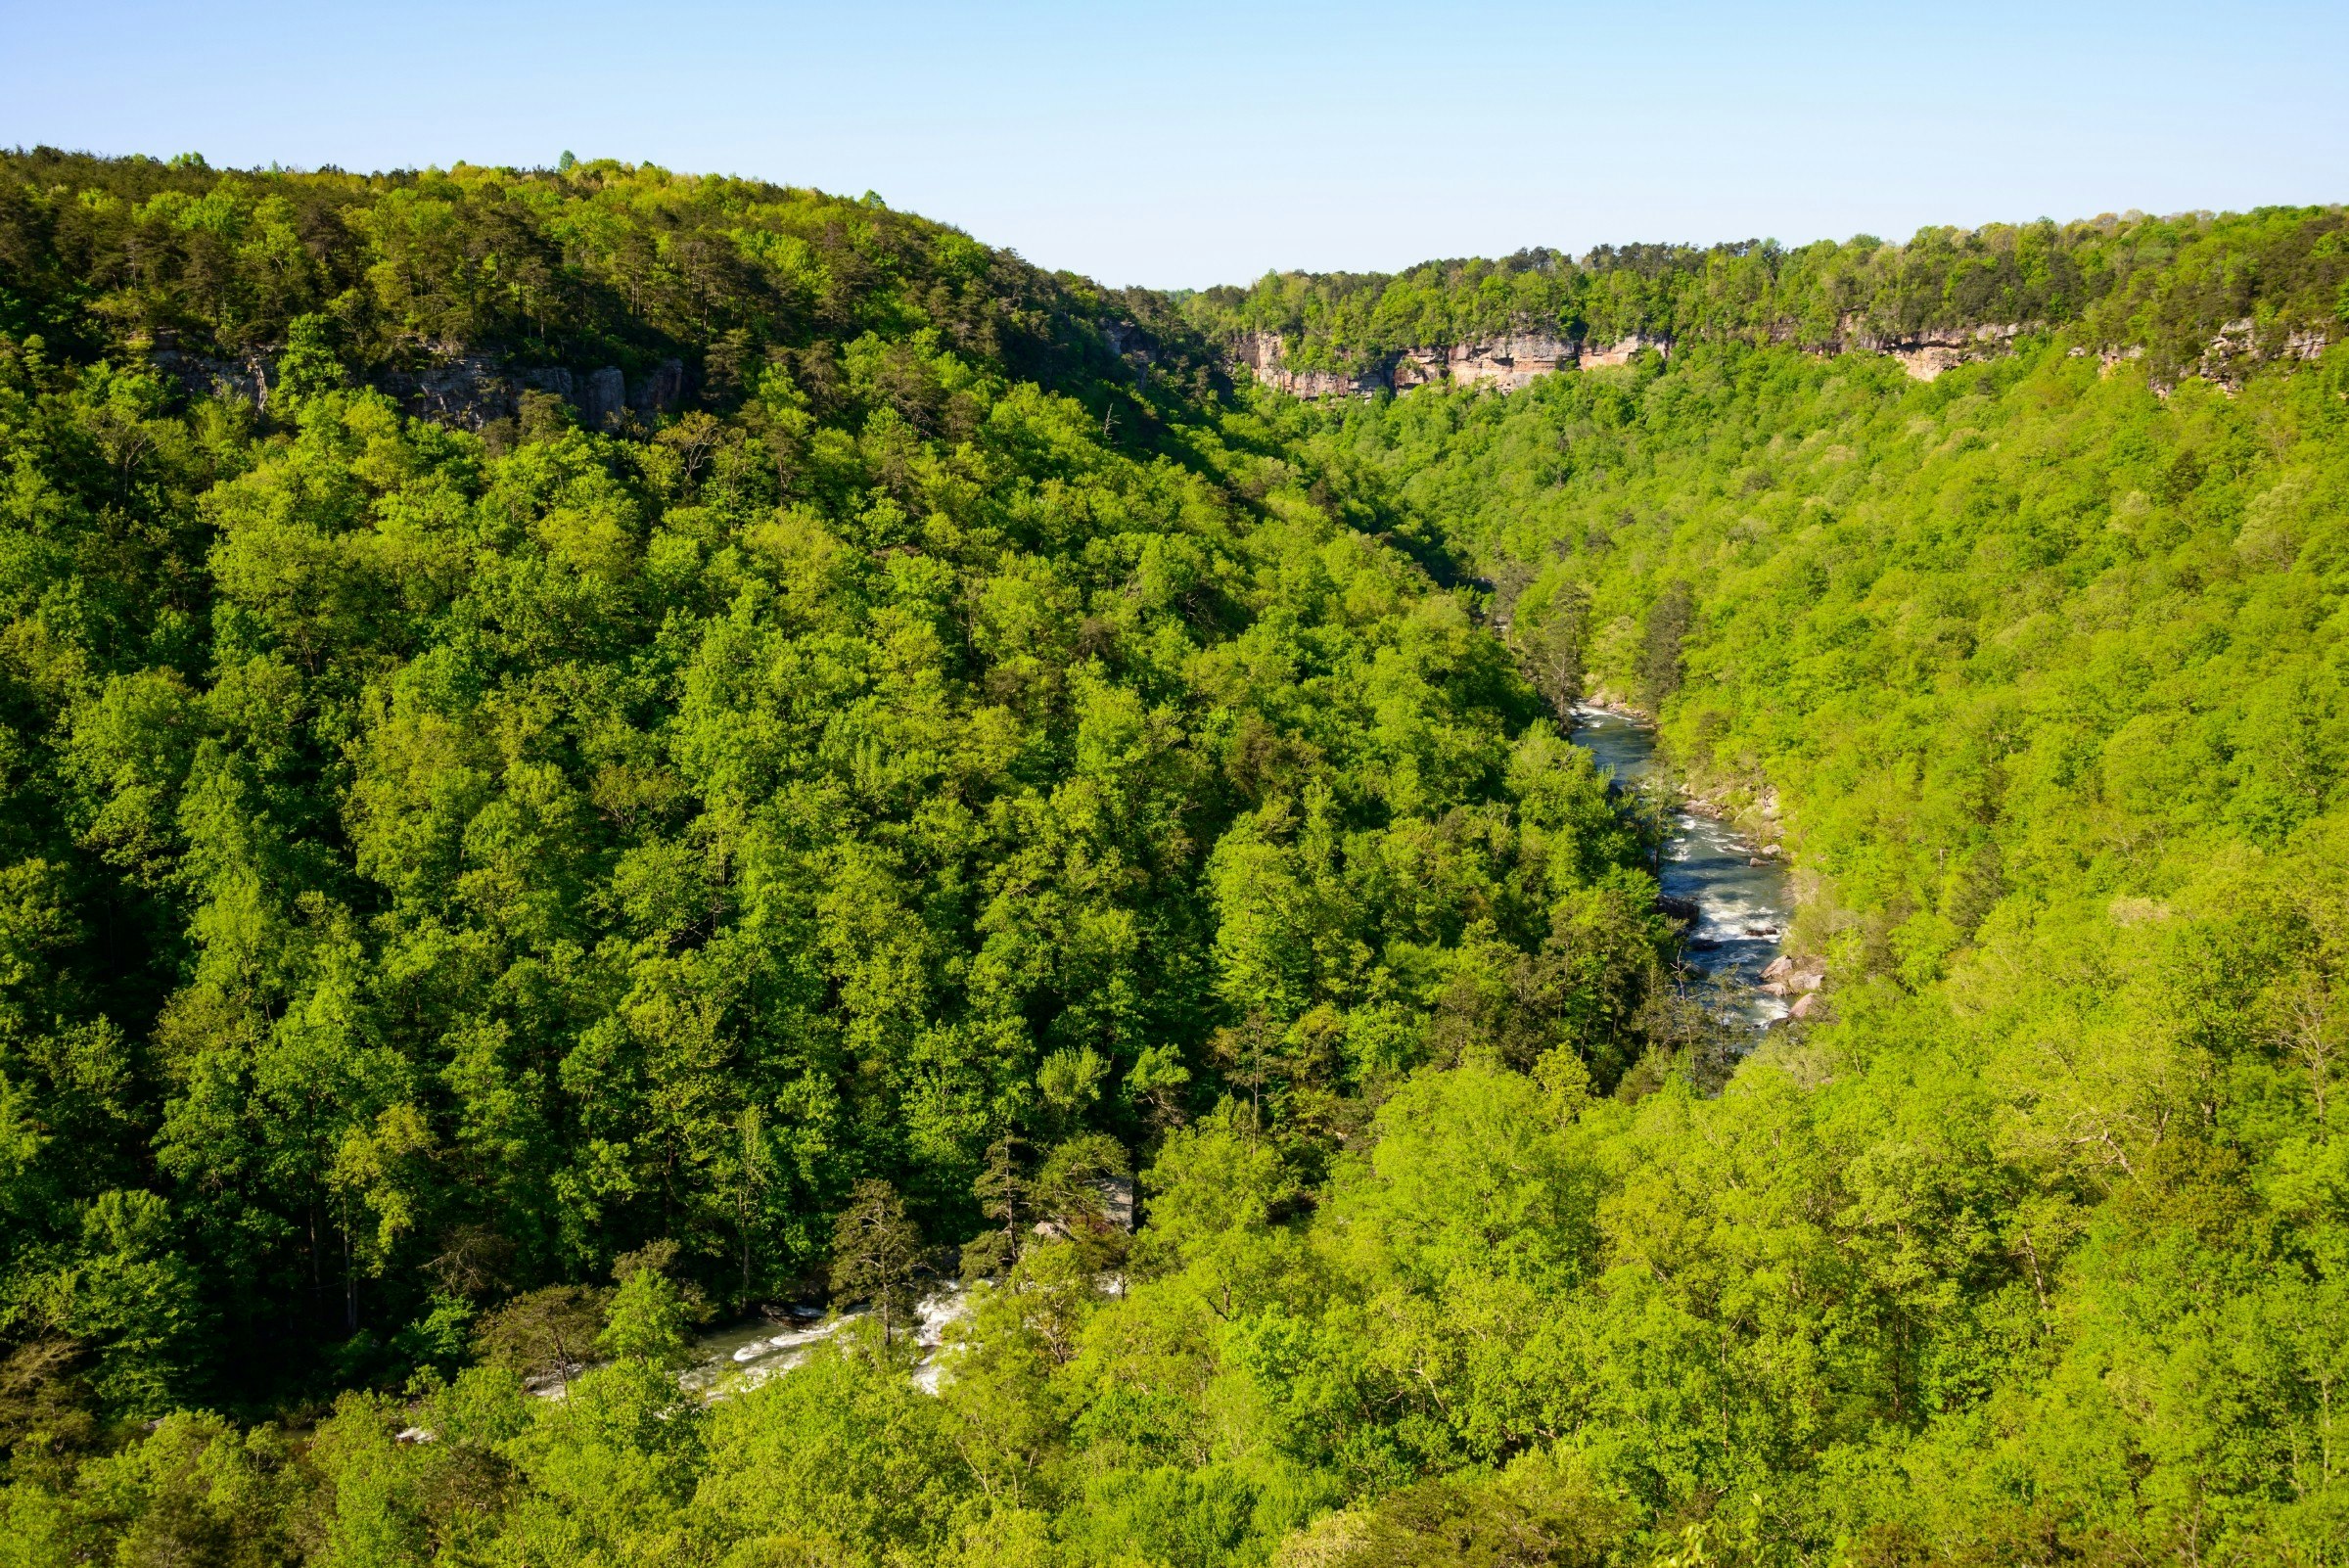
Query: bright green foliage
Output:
[[2, 152, 2347, 1564]]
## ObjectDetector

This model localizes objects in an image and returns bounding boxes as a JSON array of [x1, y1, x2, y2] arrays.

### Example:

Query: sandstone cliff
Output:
[[1236, 329, 1655, 398], [1830, 318, 2023, 382], [1233, 332, 1384, 397], [1229, 313, 2275, 398]]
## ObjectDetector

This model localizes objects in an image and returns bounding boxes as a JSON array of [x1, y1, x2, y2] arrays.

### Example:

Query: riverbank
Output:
[[1567, 703, 1796, 1023]]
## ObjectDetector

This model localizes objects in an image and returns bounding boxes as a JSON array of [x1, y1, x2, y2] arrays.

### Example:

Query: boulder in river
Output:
[[1657, 895, 1700, 924], [1762, 955, 1795, 982]]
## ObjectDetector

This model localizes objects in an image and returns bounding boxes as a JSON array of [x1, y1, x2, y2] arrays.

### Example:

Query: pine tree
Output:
[[827, 1180, 923, 1345]]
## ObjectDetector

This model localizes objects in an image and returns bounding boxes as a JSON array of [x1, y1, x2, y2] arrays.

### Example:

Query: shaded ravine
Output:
[[1569, 704, 1793, 1024]]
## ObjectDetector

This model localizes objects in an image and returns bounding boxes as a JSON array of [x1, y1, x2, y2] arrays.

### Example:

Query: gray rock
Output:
[[628, 358, 686, 417], [584, 367, 627, 429], [1097, 1174, 1135, 1232], [151, 348, 273, 410], [378, 353, 511, 429]]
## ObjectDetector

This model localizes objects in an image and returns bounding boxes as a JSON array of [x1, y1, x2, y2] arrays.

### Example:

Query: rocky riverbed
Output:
[[1568, 703, 1800, 1025]]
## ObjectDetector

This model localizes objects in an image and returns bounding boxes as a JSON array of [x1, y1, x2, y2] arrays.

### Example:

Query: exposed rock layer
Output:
[[149, 346, 690, 429], [1234, 314, 2332, 397]]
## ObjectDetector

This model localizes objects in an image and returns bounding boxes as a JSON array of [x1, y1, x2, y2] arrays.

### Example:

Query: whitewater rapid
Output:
[[1568, 703, 1793, 1024]]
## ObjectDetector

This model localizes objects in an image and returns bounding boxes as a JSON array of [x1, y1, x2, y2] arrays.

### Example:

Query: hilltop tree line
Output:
[[1179, 208, 2349, 385]]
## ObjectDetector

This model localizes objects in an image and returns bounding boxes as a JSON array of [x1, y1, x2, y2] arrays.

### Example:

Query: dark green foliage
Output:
[[473, 1283, 604, 1388], [828, 1180, 923, 1343], [1638, 579, 1692, 707], [0, 147, 1221, 413]]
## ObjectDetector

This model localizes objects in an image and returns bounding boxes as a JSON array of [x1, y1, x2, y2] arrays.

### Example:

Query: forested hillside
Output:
[[0, 151, 2344, 1565]]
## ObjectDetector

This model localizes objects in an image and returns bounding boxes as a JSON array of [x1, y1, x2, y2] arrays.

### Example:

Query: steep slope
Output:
[[1267, 300, 2349, 1561], [0, 153, 1665, 1420], [0, 148, 1215, 420]]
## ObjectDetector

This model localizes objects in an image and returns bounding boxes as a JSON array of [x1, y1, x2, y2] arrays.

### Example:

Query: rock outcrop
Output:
[[1229, 315, 2155, 397], [1826, 317, 2025, 381], [2179, 317, 2329, 391], [1442, 333, 1583, 389], [1233, 332, 1386, 397], [149, 345, 690, 431], [149, 347, 275, 409], [1760, 954, 1826, 1000], [582, 366, 627, 429], [1237, 330, 1606, 398], [1576, 334, 1669, 370]]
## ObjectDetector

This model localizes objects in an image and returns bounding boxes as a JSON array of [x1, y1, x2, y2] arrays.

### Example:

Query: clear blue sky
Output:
[[5, 0, 2343, 290]]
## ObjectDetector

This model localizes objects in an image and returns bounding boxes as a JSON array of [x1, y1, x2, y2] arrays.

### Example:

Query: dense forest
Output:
[[1181, 208, 2349, 386], [0, 150, 2343, 1564]]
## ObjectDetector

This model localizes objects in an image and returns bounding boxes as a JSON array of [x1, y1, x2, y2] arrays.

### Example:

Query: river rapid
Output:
[[1568, 704, 1794, 1024], [674, 1284, 973, 1398]]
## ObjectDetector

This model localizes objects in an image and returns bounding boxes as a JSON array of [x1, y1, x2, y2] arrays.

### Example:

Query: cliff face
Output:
[[1230, 320, 2040, 395], [1235, 329, 1676, 398], [148, 345, 690, 429], [1828, 318, 2022, 382], [2176, 316, 2329, 390], [1240, 328, 1625, 398], [1234, 332, 1384, 397], [1830, 315, 2329, 386], [1428, 333, 1582, 389]]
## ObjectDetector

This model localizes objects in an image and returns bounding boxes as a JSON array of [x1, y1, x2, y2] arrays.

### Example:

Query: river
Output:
[[1567, 704, 1793, 1023]]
